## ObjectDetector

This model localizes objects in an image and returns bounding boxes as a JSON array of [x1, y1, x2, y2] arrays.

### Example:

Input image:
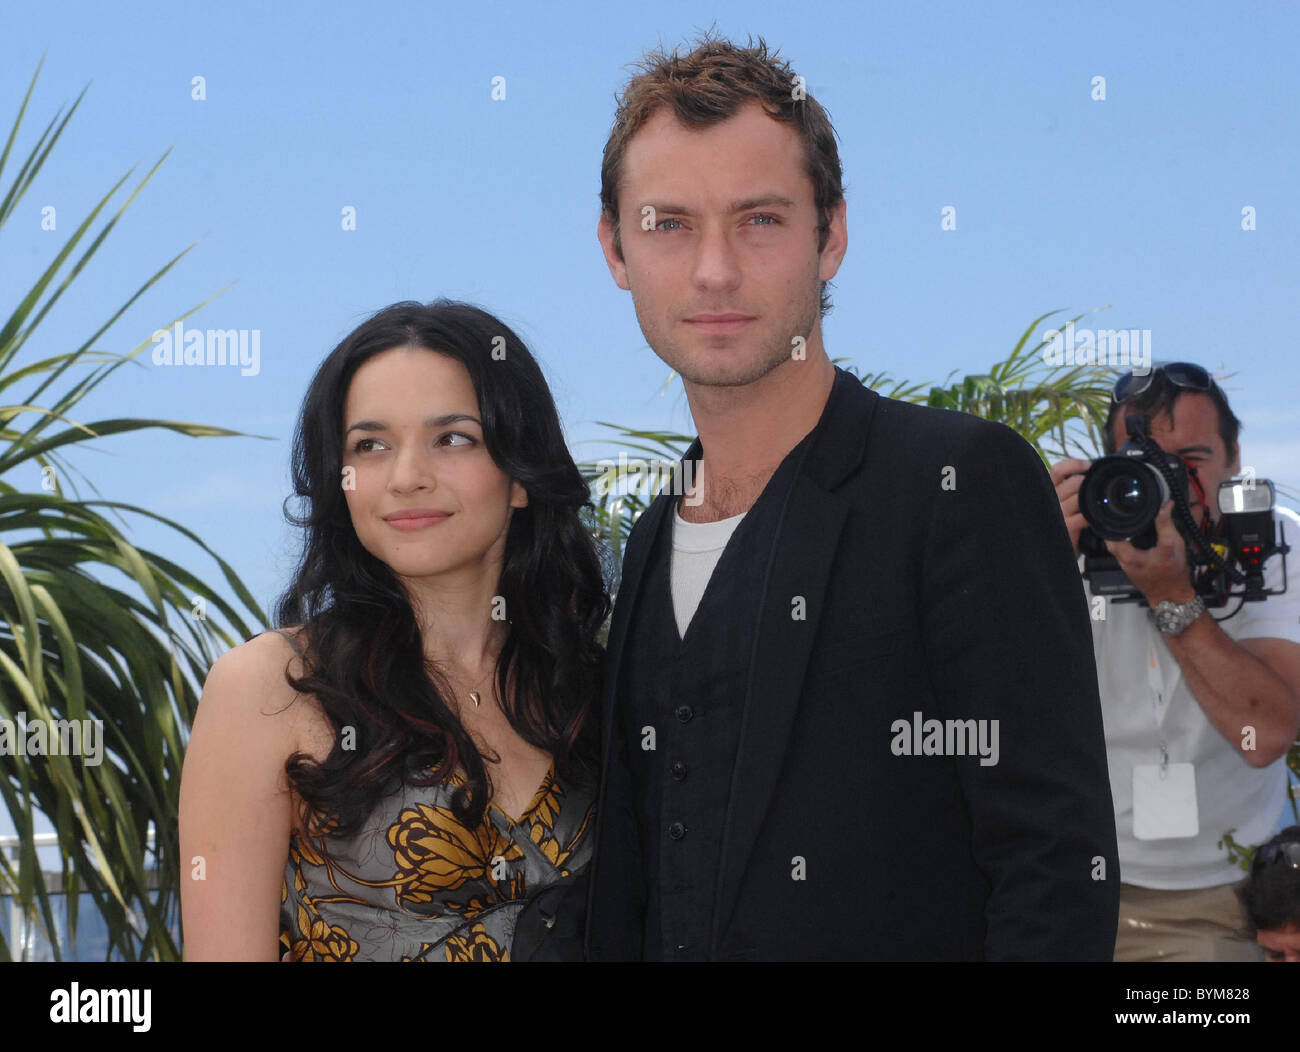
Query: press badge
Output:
[[1132, 762, 1199, 839]]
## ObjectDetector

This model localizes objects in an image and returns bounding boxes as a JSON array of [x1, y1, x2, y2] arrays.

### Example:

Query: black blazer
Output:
[[584, 368, 1120, 961]]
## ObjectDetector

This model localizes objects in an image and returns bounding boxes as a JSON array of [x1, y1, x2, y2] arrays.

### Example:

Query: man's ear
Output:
[[597, 212, 631, 291], [817, 199, 848, 283]]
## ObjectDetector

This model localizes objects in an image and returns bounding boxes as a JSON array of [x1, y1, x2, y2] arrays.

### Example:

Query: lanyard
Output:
[[1146, 636, 1185, 775]]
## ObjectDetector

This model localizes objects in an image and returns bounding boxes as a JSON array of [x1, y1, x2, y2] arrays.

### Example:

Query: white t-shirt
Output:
[[1090, 506, 1300, 889], [670, 503, 747, 640]]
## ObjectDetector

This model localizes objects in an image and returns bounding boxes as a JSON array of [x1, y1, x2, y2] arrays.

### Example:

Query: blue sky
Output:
[[2, 1, 1298, 850]]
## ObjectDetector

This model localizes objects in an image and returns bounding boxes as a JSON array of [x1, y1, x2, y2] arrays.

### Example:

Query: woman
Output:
[[179, 300, 610, 961]]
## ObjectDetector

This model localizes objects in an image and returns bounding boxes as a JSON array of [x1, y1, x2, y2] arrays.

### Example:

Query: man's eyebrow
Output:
[[344, 413, 480, 436], [728, 194, 796, 213], [647, 194, 797, 215]]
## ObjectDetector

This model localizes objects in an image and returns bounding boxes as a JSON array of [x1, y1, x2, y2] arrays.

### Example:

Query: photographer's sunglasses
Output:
[[1112, 362, 1214, 404], [1250, 841, 1300, 877]]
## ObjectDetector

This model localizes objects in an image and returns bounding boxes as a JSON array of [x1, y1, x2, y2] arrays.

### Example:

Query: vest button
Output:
[[668, 821, 687, 840], [671, 760, 688, 781], [675, 704, 694, 723]]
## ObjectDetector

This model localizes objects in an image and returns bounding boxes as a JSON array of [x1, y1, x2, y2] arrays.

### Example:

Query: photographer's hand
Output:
[[1105, 500, 1300, 765], [1048, 457, 1092, 557], [1102, 500, 1197, 605]]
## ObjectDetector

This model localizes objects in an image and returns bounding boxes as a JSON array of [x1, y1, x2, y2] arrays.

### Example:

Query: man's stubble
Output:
[[628, 272, 822, 390]]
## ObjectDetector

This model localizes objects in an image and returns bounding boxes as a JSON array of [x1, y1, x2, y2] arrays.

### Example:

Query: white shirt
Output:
[[670, 503, 747, 640], [1090, 506, 1300, 889]]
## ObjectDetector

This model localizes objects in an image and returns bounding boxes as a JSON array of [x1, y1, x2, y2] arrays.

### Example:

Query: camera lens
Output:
[[1103, 474, 1144, 516], [1079, 458, 1169, 540]]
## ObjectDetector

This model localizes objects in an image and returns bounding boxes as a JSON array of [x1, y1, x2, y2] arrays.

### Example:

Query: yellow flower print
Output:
[[443, 922, 509, 962], [290, 900, 359, 961], [388, 801, 522, 907]]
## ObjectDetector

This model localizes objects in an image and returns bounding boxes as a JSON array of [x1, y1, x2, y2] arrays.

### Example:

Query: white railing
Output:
[[0, 828, 157, 960]]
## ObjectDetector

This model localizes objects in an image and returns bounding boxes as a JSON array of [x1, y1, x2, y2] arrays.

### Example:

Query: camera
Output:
[[1078, 415, 1290, 608], [1079, 431, 1188, 551]]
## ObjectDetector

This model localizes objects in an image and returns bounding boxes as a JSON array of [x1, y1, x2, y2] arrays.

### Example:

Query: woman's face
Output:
[[340, 346, 527, 585]]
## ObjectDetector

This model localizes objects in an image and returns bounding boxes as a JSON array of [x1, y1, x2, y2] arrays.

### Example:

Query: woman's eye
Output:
[[350, 432, 476, 454]]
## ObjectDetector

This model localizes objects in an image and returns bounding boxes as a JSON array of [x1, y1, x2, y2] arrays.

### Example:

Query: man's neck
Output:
[[679, 351, 836, 523]]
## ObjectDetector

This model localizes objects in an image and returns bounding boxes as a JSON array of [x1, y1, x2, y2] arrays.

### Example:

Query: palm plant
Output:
[[0, 60, 266, 960]]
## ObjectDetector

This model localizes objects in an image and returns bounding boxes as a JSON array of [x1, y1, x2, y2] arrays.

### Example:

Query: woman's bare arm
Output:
[[179, 634, 303, 961]]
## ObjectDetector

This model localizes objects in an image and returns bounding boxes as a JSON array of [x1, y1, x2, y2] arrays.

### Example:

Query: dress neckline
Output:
[[487, 759, 557, 826]]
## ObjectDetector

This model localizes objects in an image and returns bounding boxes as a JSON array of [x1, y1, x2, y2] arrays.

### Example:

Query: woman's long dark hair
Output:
[[274, 300, 611, 837]]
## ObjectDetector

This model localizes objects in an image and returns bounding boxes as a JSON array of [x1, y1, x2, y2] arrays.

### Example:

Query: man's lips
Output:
[[384, 510, 452, 531], [684, 313, 755, 334]]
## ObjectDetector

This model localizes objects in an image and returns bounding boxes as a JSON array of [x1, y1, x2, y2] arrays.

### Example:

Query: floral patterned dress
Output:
[[278, 763, 595, 962]]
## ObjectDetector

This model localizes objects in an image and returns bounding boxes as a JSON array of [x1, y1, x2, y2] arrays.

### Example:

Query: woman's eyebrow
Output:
[[344, 413, 481, 436]]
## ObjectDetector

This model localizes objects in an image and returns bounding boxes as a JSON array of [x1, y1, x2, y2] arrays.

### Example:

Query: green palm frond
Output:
[[0, 61, 265, 960]]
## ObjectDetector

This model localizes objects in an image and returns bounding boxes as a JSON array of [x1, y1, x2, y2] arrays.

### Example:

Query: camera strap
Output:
[[1131, 431, 1243, 584]]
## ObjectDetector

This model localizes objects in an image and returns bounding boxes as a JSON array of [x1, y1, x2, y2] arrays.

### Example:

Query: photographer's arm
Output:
[[1166, 626, 1300, 766], [1106, 501, 1300, 767]]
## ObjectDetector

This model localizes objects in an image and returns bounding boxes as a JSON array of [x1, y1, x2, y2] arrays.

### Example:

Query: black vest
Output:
[[617, 434, 813, 960]]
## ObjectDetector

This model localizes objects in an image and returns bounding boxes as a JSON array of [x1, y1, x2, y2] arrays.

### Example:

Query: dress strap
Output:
[[270, 627, 308, 660]]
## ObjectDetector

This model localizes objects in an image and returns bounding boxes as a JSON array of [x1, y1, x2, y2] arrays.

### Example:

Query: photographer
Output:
[[1051, 363, 1300, 961], [1237, 826, 1300, 962]]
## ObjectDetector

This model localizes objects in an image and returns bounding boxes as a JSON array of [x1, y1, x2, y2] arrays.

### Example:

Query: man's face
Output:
[[1257, 922, 1300, 962], [1108, 391, 1240, 525], [340, 346, 527, 584], [597, 100, 847, 388]]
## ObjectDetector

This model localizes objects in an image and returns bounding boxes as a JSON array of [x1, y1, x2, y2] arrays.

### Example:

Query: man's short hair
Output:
[[1102, 368, 1243, 459], [599, 33, 845, 317]]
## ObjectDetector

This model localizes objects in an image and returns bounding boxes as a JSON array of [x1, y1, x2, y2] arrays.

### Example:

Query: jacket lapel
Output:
[[708, 370, 879, 955]]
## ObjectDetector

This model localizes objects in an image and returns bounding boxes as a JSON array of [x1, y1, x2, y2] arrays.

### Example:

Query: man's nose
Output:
[[692, 225, 743, 290]]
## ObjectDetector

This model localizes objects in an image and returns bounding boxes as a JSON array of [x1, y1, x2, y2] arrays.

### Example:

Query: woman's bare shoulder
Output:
[[210, 625, 302, 688], [200, 627, 327, 747]]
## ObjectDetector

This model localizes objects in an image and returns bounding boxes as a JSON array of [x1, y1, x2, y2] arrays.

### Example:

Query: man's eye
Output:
[[656, 217, 683, 232], [749, 213, 779, 226]]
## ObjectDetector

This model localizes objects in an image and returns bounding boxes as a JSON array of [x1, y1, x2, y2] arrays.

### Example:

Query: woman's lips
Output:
[[385, 513, 452, 531]]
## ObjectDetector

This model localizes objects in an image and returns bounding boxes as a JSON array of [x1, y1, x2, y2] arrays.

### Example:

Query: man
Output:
[[1051, 365, 1300, 961], [1237, 826, 1300, 962], [583, 35, 1119, 961]]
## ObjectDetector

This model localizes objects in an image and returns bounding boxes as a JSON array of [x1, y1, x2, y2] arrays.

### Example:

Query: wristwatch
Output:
[[1148, 595, 1206, 636]]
